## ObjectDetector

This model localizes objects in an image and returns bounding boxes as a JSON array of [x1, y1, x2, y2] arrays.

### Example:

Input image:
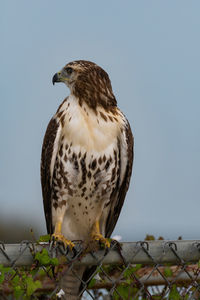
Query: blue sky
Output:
[[1, 1, 200, 241]]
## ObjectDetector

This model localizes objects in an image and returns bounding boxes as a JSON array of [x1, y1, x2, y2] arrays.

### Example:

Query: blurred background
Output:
[[1, 1, 200, 243]]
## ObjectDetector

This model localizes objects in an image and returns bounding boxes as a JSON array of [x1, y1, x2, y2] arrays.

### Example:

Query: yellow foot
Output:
[[52, 233, 75, 250], [91, 233, 111, 248]]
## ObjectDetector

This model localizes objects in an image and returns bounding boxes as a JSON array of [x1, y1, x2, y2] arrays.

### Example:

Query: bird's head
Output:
[[52, 60, 117, 110], [52, 61, 81, 89]]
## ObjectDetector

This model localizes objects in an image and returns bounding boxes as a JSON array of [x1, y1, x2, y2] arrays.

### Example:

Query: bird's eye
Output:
[[65, 67, 73, 74]]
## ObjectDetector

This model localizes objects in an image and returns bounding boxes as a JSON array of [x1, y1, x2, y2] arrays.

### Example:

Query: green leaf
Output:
[[124, 268, 133, 279], [134, 264, 142, 271], [12, 275, 20, 285], [35, 248, 51, 265], [35, 248, 58, 266], [0, 264, 14, 275], [38, 234, 51, 242], [30, 269, 39, 276], [38, 269, 46, 277], [125, 279, 131, 284], [3, 267, 12, 273], [88, 278, 96, 288], [113, 284, 129, 299], [169, 285, 181, 300], [13, 285, 24, 299], [198, 259, 200, 268], [124, 264, 142, 278], [41, 255, 51, 265], [0, 271, 5, 284], [164, 266, 173, 277], [51, 257, 59, 266], [26, 277, 42, 296]]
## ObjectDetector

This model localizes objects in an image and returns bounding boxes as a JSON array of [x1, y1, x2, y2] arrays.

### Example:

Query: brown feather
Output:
[[41, 117, 59, 234], [105, 120, 134, 237], [67, 60, 117, 111]]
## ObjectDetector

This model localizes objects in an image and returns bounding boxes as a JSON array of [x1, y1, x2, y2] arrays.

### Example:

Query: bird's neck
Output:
[[71, 87, 117, 112]]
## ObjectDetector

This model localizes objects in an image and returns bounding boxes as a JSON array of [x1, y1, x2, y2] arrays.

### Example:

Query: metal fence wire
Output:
[[1, 239, 200, 299]]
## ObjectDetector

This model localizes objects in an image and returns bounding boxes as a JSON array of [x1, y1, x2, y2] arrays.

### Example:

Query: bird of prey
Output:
[[41, 60, 133, 299]]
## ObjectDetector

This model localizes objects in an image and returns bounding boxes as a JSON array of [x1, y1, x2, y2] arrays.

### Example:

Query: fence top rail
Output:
[[1, 240, 200, 267]]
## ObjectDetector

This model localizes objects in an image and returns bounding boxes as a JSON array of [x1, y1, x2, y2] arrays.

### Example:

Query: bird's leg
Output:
[[52, 220, 75, 250], [90, 220, 110, 248]]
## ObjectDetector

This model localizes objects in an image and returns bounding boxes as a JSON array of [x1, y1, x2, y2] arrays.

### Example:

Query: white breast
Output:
[[58, 95, 123, 152]]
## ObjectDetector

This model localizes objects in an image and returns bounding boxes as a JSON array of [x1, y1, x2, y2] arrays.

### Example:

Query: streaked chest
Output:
[[52, 96, 125, 201]]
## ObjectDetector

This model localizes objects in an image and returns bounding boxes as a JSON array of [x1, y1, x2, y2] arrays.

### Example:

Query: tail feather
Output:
[[60, 265, 86, 300]]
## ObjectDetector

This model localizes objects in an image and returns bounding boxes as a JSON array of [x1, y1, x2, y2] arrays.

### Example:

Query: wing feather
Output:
[[105, 120, 134, 237], [41, 117, 61, 234]]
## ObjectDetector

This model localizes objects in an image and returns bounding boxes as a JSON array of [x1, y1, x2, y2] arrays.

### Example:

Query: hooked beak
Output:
[[52, 72, 61, 85]]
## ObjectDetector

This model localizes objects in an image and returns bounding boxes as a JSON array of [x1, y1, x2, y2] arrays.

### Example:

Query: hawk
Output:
[[41, 60, 133, 299]]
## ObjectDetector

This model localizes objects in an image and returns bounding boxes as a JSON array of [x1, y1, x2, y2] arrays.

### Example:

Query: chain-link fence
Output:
[[1, 239, 200, 299]]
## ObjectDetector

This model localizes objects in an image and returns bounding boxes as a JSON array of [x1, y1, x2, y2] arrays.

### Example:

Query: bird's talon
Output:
[[92, 234, 111, 248], [51, 233, 75, 250]]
